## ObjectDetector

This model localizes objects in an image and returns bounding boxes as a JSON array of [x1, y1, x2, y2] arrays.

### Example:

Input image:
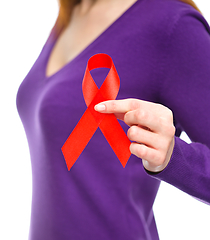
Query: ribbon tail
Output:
[[99, 115, 131, 167], [61, 109, 98, 170]]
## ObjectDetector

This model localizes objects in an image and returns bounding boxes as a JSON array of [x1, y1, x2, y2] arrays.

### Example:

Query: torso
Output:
[[46, 0, 138, 77], [17, 1, 197, 239]]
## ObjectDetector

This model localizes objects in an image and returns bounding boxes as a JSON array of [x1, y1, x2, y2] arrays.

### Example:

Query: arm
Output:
[[95, 10, 210, 204], [152, 10, 210, 204]]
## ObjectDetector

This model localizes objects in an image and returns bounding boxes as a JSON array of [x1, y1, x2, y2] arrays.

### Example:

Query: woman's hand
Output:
[[94, 99, 175, 172]]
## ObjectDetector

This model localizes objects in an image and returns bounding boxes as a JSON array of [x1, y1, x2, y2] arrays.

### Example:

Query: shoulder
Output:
[[135, 0, 210, 38]]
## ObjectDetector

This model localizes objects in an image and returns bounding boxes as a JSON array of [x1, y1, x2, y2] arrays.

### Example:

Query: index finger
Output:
[[94, 99, 140, 113]]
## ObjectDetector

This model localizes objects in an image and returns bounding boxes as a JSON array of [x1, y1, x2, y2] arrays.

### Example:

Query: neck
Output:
[[78, 0, 97, 14], [78, 0, 125, 15]]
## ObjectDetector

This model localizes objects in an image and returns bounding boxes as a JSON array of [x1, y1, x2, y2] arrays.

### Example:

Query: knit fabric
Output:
[[16, 0, 210, 239]]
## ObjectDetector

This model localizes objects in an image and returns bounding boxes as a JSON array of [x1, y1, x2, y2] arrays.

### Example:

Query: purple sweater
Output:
[[16, 0, 210, 239]]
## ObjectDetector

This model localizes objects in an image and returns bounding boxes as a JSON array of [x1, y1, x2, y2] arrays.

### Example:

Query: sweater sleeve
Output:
[[147, 9, 210, 204]]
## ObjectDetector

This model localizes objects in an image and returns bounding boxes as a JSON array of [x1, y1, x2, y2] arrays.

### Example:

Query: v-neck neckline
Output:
[[44, 0, 142, 80]]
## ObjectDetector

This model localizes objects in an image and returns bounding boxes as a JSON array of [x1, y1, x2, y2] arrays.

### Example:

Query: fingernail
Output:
[[95, 104, 106, 111]]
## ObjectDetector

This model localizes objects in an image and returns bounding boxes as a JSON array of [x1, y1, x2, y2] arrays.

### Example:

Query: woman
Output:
[[16, 0, 210, 239]]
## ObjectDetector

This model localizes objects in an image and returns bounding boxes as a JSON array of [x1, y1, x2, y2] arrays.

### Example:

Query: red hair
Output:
[[53, 0, 201, 34]]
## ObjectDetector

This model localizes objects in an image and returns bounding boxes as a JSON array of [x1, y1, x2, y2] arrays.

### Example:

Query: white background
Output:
[[0, 1, 210, 239]]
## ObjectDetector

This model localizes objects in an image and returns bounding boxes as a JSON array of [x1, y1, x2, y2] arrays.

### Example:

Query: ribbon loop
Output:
[[62, 53, 131, 170]]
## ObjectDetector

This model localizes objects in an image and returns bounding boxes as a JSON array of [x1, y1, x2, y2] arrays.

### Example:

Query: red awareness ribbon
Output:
[[61, 53, 131, 170]]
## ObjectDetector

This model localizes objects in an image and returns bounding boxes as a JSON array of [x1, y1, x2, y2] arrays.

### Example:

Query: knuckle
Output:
[[138, 145, 147, 159], [135, 109, 147, 122], [130, 99, 141, 111], [150, 150, 158, 161], [163, 124, 176, 137], [130, 143, 146, 159], [158, 116, 168, 127], [167, 108, 174, 119], [155, 152, 165, 166], [158, 107, 174, 125], [166, 109, 174, 123], [167, 125, 176, 136], [127, 126, 138, 140], [109, 101, 117, 111], [158, 113, 175, 135], [124, 112, 129, 124]]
